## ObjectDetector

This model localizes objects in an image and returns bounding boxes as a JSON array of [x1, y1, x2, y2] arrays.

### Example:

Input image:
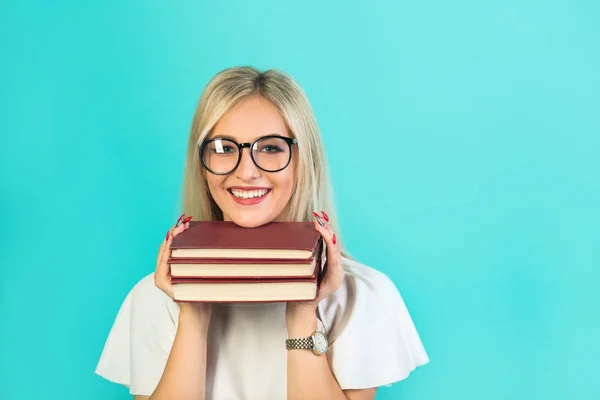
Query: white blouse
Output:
[[95, 257, 429, 398]]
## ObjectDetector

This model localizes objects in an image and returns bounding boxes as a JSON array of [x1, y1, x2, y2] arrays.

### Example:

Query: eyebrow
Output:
[[208, 133, 290, 142], [209, 134, 237, 141]]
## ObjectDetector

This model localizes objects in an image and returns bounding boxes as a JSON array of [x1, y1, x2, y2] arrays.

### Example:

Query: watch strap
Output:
[[285, 336, 314, 350]]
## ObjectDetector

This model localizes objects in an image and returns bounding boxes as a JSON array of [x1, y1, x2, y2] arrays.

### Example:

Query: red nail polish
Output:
[[177, 213, 185, 224], [312, 212, 319, 218], [321, 211, 329, 222], [332, 234, 337, 245], [182, 216, 193, 224], [166, 231, 170, 241]]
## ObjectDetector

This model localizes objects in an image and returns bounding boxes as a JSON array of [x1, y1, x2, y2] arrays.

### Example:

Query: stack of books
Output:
[[168, 221, 325, 303]]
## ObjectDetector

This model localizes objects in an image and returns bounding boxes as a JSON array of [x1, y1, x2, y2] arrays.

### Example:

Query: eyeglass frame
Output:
[[198, 134, 298, 175]]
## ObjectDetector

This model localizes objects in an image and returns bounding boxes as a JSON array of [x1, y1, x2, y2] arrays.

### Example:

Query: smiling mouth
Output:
[[228, 188, 271, 199]]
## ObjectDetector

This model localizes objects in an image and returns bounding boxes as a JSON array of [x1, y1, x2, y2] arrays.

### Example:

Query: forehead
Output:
[[209, 96, 291, 141]]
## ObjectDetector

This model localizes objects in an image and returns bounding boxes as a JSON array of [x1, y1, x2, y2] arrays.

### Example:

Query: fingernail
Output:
[[182, 216, 193, 224], [332, 234, 337, 245], [312, 212, 320, 218], [175, 213, 186, 227], [166, 231, 170, 241], [321, 211, 329, 222], [315, 215, 326, 227]]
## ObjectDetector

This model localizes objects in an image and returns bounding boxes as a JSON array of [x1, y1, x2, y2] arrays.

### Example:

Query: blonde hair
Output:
[[181, 66, 355, 264]]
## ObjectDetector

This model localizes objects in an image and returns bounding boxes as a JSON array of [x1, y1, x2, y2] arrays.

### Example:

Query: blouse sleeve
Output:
[[321, 263, 430, 390], [95, 274, 178, 396]]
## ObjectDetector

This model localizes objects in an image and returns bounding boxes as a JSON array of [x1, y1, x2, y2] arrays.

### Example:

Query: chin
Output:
[[227, 213, 277, 228], [218, 189, 288, 228]]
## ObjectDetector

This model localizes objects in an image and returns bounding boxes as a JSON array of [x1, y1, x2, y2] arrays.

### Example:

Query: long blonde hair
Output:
[[181, 66, 354, 263]]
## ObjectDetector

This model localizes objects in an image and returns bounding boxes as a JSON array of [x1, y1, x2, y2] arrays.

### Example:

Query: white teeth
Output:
[[230, 189, 268, 199]]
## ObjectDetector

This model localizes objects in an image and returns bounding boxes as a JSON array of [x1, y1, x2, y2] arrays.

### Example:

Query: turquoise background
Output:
[[1, 0, 598, 399]]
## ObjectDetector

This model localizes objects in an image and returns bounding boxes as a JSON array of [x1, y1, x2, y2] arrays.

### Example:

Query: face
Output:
[[203, 96, 297, 228]]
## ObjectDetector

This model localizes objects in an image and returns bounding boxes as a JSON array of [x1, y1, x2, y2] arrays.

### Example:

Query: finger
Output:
[[157, 213, 185, 259], [156, 228, 183, 298], [157, 227, 176, 268], [156, 231, 174, 279], [157, 234, 167, 266], [174, 213, 187, 228], [315, 211, 334, 236], [312, 211, 328, 230], [158, 218, 191, 266], [172, 215, 192, 238], [321, 212, 339, 252], [312, 211, 335, 244], [157, 215, 191, 270], [155, 232, 173, 297], [311, 211, 337, 273], [313, 212, 343, 279]]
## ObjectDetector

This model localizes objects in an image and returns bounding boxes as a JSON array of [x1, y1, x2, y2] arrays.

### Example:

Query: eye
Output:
[[259, 144, 284, 153], [220, 145, 236, 153], [208, 140, 237, 154]]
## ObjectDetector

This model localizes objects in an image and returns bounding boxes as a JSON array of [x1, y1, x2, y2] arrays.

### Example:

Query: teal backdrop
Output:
[[1, 1, 598, 399]]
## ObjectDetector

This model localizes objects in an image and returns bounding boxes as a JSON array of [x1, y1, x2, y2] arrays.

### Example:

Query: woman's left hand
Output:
[[286, 211, 345, 315]]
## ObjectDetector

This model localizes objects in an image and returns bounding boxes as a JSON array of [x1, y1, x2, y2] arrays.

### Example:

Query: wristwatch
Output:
[[285, 331, 328, 356]]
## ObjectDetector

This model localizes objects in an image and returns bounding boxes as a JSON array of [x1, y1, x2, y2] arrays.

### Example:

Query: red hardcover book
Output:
[[171, 242, 326, 303], [168, 256, 321, 279], [169, 221, 322, 260]]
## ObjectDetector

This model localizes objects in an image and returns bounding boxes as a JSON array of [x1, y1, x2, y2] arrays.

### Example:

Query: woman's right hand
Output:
[[149, 214, 212, 399], [155, 213, 192, 299], [155, 214, 213, 322]]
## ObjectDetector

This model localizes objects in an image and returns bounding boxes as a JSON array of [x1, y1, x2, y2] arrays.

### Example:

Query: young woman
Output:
[[96, 66, 429, 400]]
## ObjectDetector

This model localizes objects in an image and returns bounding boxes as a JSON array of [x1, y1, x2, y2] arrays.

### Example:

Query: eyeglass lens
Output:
[[202, 137, 291, 174]]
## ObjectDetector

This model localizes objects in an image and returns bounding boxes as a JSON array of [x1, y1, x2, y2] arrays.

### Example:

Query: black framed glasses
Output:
[[199, 135, 298, 175]]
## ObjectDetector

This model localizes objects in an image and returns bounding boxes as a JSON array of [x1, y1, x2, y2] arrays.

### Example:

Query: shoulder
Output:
[[96, 273, 179, 394], [128, 273, 180, 328], [319, 257, 403, 323], [341, 256, 399, 295], [129, 272, 167, 302], [99, 272, 179, 358], [318, 256, 430, 389]]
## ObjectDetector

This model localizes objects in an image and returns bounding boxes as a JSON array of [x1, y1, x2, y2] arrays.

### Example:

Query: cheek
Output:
[[206, 175, 225, 198], [275, 168, 296, 198]]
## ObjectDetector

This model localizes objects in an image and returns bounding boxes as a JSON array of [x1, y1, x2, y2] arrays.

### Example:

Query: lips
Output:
[[229, 188, 269, 199], [227, 187, 271, 206]]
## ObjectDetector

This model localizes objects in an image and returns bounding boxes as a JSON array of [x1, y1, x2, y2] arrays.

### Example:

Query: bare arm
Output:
[[146, 303, 211, 400], [286, 307, 376, 400], [286, 214, 377, 400], [137, 215, 211, 400]]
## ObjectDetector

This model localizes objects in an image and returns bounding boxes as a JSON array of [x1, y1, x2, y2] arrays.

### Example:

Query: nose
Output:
[[235, 148, 261, 181]]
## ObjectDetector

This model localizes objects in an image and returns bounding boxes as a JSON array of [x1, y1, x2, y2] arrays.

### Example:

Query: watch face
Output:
[[313, 332, 328, 354]]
